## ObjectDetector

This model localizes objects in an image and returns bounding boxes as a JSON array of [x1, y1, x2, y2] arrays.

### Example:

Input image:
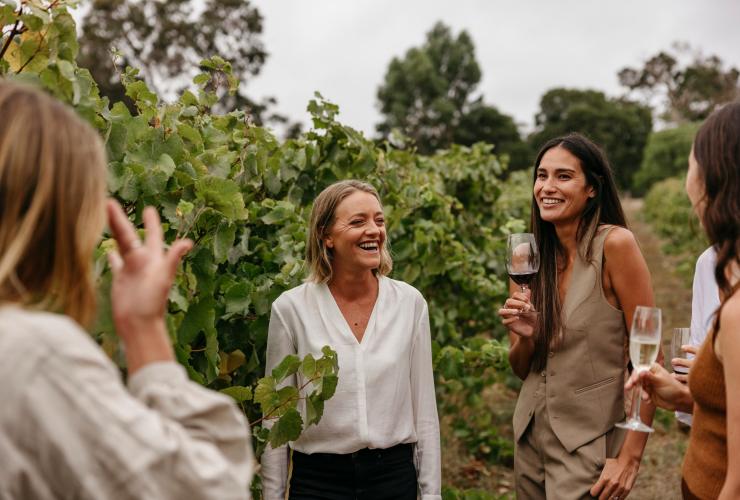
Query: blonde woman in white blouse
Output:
[[0, 82, 254, 499], [262, 180, 441, 500]]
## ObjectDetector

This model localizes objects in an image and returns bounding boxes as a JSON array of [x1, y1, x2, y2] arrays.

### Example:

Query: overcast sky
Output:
[[247, 0, 740, 137]]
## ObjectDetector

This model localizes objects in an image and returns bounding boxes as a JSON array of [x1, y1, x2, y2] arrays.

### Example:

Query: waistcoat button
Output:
[[548, 351, 554, 358], [540, 370, 546, 377]]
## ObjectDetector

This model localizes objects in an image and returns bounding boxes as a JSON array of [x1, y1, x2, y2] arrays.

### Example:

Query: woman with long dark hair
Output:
[[626, 102, 740, 499], [499, 133, 657, 500]]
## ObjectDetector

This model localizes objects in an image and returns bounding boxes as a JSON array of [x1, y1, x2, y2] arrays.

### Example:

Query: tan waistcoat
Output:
[[512, 226, 628, 453]]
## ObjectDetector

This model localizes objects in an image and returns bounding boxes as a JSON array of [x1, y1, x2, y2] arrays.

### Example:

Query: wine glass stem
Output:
[[631, 378, 643, 421], [520, 284, 529, 294]]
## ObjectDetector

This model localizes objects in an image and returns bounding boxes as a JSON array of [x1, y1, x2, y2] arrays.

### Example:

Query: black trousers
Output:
[[288, 443, 418, 500]]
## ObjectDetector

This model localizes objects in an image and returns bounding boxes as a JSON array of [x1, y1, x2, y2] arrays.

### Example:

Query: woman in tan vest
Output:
[[626, 102, 740, 499], [499, 133, 658, 500]]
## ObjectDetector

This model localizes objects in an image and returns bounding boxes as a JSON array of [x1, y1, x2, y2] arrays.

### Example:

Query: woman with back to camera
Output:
[[261, 180, 441, 500], [0, 81, 254, 499], [626, 102, 740, 499], [498, 133, 658, 500]]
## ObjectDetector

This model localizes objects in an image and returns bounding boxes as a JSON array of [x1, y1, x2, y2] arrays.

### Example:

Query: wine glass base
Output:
[[615, 418, 654, 433]]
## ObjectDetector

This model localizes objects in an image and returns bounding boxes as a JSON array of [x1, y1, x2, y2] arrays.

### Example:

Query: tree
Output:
[[454, 99, 533, 171], [631, 122, 699, 196], [619, 44, 740, 125], [529, 88, 653, 190], [376, 22, 530, 168], [77, 0, 280, 124]]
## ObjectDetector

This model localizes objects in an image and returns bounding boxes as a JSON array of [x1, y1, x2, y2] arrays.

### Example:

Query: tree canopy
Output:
[[529, 88, 652, 190], [619, 44, 740, 125], [376, 22, 531, 168], [77, 0, 282, 125], [631, 122, 699, 196]]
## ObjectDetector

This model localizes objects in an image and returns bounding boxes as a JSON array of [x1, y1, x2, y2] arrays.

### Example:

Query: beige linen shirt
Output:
[[0, 306, 254, 499]]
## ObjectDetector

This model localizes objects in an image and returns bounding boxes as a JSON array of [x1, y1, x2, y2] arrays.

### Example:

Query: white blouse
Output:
[[0, 306, 255, 499], [261, 276, 441, 500]]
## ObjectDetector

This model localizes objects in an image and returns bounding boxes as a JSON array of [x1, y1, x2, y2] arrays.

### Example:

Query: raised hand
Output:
[[106, 200, 193, 373]]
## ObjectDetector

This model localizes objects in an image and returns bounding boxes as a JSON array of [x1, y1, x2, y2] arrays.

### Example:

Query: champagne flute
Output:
[[506, 233, 540, 309], [671, 327, 691, 374], [616, 305, 661, 433]]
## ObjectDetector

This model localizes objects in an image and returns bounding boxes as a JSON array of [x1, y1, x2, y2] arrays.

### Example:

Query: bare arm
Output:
[[591, 227, 657, 500], [717, 294, 740, 500], [606, 227, 659, 448], [499, 281, 536, 380]]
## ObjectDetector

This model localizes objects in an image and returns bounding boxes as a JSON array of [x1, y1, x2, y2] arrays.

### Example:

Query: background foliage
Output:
[[528, 87, 653, 190], [4, 2, 731, 498], [376, 22, 532, 170], [642, 176, 707, 283], [619, 43, 740, 125], [631, 122, 699, 196], [2, 3, 522, 497]]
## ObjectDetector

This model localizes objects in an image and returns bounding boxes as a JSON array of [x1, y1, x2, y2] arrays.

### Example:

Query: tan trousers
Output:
[[515, 380, 623, 500]]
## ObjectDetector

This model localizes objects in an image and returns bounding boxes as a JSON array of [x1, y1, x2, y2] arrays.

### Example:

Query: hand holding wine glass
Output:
[[616, 305, 661, 433], [670, 328, 697, 383]]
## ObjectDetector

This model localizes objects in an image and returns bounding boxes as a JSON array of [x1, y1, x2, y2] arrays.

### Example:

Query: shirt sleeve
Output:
[[22, 333, 254, 500], [689, 252, 708, 349], [260, 302, 296, 500], [410, 298, 442, 500]]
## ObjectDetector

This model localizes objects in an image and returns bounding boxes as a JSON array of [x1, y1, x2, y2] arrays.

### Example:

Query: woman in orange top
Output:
[[628, 102, 740, 499]]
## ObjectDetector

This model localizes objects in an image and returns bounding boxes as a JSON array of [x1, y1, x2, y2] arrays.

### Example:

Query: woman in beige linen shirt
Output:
[[0, 82, 254, 499], [261, 180, 441, 500]]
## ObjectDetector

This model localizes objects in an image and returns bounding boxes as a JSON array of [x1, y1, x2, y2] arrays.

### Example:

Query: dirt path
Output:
[[621, 197, 692, 500]]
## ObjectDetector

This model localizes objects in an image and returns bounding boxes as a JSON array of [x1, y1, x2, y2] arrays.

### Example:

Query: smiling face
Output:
[[324, 190, 386, 275], [534, 146, 596, 226]]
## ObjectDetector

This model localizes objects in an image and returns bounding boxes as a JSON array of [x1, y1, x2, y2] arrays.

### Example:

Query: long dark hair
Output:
[[529, 133, 627, 371], [693, 102, 740, 329]]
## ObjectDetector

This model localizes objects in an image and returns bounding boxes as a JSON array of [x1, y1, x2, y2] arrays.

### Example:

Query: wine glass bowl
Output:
[[506, 233, 540, 293], [671, 327, 691, 374]]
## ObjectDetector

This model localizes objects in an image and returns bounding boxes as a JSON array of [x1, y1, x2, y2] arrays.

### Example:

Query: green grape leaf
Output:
[[220, 386, 252, 403], [271, 354, 301, 383], [268, 408, 303, 449]]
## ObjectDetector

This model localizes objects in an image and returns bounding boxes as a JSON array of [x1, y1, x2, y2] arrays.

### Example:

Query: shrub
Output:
[[632, 123, 699, 196]]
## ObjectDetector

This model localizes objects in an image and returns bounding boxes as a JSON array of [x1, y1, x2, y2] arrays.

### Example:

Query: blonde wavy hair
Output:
[[306, 180, 392, 283], [0, 82, 108, 326]]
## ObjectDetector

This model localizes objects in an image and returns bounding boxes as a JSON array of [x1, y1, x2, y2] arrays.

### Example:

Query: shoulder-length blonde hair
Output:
[[305, 180, 392, 283], [0, 82, 108, 327]]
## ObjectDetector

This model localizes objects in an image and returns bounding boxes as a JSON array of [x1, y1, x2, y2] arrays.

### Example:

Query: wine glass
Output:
[[616, 306, 662, 433], [506, 233, 540, 294], [671, 327, 691, 374]]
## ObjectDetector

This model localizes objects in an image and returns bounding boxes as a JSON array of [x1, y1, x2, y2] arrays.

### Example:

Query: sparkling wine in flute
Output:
[[630, 337, 660, 372], [616, 305, 661, 433]]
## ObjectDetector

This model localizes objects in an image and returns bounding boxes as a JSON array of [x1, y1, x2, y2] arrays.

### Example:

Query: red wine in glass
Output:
[[506, 233, 540, 313], [508, 271, 537, 288]]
